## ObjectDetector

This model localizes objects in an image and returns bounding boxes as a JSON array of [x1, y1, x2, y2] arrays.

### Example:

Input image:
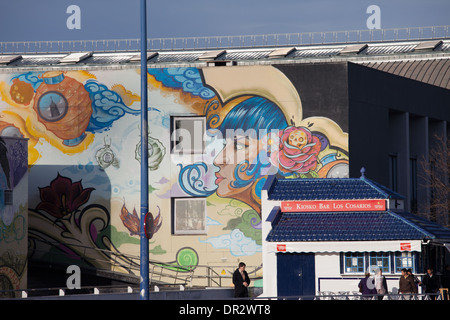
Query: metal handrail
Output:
[[3, 288, 445, 300], [0, 284, 136, 299], [28, 238, 259, 289], [207, 267, 222, 287], [255, 292, 447, 300], [1, 25, 449, 54], [28, 238, 141, 275], [149, 264, 261, 289], [312, 292, 446, 300]]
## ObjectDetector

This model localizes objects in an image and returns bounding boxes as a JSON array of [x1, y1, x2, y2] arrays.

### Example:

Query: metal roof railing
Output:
[[1, 25, 449, 54]]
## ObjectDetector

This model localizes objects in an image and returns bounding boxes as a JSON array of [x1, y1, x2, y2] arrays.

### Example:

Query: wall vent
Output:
[[414, 40, 443, 52], [340, 44, 368, 55], [129, 52, 158, 62], [206, 60, 237, 67], [268, 47, 296, 59], [59, 52, 92, 64], [198, 50, 226, 61]]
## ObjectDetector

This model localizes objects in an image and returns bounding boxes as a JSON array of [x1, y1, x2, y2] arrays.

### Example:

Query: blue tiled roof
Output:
[[266, 211, 443, 242], [395, 211, 450, 240], [266, 177, 405, 201]]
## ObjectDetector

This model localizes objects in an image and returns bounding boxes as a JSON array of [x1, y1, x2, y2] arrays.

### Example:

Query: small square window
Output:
[[395, 252, 415, 273], [344, 253, 365, 273], [4, 190, 13, 206], [369, 252, 390, 273], [172, 116, 206, 154], [173, 198, 207, 235]]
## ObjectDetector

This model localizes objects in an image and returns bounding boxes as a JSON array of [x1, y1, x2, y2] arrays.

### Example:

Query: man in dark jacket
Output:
[[399, 268, 417, 299], [422, 267, 441, 300], [233, 262, 250, 298]]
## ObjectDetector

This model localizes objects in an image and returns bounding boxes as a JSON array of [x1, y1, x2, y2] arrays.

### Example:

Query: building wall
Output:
[[0, 137, 28, 297], [348, 63, 450, 222], [316, 253, 360, 294], [274, 63, 349, 132], [0, 64, 349, 285], [315, 253, 408, 296]]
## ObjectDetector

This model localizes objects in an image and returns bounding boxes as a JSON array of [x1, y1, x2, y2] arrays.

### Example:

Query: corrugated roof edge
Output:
[[361, 177, 406, 199], [265, 210, 435, 242], [262, 174, 277, 194], [388, 211, 436, 239]]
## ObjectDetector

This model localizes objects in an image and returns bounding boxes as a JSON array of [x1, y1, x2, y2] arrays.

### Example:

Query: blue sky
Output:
[[0, 0, 449, 42]]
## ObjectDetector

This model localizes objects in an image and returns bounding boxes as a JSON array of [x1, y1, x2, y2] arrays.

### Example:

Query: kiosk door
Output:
[[277, 253, 315, 298]]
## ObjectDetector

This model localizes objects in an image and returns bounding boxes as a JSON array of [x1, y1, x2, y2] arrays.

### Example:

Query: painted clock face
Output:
[[37, 91, 68, 122]]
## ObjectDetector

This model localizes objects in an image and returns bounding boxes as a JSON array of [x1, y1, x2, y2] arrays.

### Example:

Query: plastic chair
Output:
[[439, 288, 448, 300]]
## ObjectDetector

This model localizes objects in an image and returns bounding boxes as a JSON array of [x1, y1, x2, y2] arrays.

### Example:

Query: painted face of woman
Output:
[[213, 135, 263, 197]]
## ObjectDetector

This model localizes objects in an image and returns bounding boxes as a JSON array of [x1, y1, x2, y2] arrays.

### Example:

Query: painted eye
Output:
[[234, 141, 245, 150]]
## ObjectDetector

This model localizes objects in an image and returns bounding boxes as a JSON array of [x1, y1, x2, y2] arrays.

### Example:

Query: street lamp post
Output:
[[140, 0, 149, 301]]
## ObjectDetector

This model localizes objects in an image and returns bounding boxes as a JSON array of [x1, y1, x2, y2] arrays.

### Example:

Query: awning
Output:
[[266, 240, 422, 253]]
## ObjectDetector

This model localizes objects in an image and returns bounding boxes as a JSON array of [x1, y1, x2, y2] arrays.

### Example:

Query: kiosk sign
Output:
[[400, 243, 412, 251], [281, 199, 386, 212]]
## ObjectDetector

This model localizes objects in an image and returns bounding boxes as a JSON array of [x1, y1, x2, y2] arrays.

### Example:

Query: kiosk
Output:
[[261, 173, 450, 298]]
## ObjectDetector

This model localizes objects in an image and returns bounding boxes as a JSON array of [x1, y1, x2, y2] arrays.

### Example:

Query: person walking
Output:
[[375, 268, 388, 300], [358, 273, 377, 300], [399, 268, 418, 299], [422, 267, 441, 300], [233, 262, 251, 298]]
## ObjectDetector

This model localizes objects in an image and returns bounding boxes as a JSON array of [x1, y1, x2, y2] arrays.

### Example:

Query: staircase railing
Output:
[[28, 238, 260, 289]]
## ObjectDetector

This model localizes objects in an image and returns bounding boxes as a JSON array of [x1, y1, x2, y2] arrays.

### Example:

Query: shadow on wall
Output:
[[0, 137, 29, 296], [26, 164, 130, 288]]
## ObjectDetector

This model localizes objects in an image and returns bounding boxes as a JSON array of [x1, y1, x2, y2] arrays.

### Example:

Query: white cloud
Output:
[[200, 229, 262, 256]]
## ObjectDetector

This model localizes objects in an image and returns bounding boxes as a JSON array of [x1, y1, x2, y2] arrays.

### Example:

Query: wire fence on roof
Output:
[[1, 25, 449, 54]]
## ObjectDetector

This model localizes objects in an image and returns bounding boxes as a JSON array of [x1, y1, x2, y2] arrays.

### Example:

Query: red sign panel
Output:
[[277, 244, 286, 252], [400, 243, 412, 251], [281, 199, 386, 212]]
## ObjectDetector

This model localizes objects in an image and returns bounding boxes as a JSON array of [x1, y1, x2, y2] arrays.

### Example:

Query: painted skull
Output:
[[288, 129, 308, 149]]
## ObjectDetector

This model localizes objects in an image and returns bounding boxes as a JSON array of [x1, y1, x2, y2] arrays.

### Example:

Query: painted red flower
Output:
[[36, 173, 95, 218], [272, 126, 322, 174]]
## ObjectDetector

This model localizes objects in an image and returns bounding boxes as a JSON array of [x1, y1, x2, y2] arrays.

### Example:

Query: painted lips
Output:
[[215, 172, 224, 183]]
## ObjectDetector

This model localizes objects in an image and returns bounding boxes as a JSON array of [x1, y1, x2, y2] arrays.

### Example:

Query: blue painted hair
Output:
[[218, 96, 288, 134]]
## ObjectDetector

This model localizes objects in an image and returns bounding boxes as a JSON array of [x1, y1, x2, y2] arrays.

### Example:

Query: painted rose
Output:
[[272, 126, 322, 174]]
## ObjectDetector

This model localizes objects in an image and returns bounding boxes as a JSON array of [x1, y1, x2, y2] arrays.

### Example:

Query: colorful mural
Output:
[[0, 137, 28, 297], [0, 64, 348, 285]]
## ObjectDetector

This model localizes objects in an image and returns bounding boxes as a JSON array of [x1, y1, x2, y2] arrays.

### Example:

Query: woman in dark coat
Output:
[[358, 273, 377, 299], [233, 262, 251, 298]]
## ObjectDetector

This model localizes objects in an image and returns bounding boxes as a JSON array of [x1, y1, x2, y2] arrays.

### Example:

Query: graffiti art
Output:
[[0, 64, 348, 285]]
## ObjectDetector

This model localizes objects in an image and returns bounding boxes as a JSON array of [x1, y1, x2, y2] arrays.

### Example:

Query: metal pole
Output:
[[140, 0, 149, 300]]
